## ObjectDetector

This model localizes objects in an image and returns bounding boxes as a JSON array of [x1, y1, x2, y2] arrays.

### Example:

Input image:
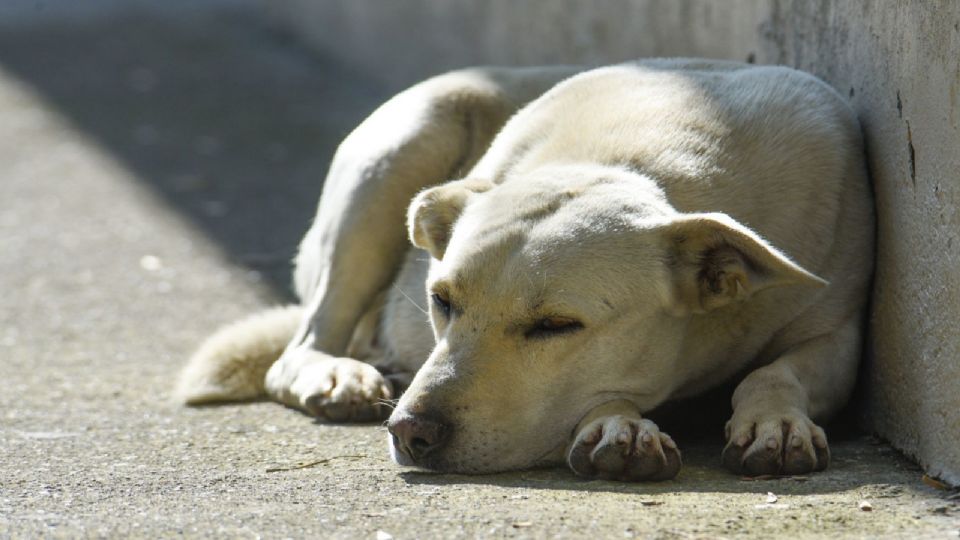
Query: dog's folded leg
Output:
[[264, 346, 393, 422], [721, 313, 862, 476], [566, 400, 682, 481], [264, 68, 579, 419]]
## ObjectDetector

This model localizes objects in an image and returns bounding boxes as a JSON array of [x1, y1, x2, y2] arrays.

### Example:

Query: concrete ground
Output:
[[0, 2, 957, 538]]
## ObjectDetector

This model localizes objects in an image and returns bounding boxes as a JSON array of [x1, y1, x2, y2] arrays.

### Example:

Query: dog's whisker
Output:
[[394, 285, 428, 315], [377, 398, 399, 409]]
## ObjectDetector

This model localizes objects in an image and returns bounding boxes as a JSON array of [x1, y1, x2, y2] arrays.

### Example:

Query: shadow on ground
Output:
[[392, 383, 925, 497], [398, 437, 928, 495], [0, 4, 388, 297]]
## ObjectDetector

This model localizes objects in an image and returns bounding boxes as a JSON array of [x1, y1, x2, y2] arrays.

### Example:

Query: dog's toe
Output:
[[632, 427, 681, 481], [741, 432, 784, 476], [567, 422, 603, 477]]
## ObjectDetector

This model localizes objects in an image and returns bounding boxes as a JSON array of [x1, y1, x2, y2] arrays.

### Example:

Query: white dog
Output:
[[177, 59, 874, 481]]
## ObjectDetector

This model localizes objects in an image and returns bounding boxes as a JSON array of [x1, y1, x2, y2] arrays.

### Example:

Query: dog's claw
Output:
[[567, 415, 681, 482], [722, 412, 829, 476]]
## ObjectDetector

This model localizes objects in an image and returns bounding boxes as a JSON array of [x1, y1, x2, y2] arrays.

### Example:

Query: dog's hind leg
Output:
[[267, 67, 581, 420]]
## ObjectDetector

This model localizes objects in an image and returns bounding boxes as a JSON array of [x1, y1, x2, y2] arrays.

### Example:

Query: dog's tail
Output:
[[174, 305, 303, 405]]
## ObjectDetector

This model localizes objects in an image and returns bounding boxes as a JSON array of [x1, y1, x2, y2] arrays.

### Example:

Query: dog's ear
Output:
[[662, 213, 827, 314], [408, 178, 494, 259]]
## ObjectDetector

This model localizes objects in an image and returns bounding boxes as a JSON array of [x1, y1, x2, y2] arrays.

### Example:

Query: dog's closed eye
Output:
[[431, 292, 452, 318], [525, 316, 584, 339]]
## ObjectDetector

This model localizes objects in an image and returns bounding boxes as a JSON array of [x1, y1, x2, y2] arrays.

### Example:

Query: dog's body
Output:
[[177, 59, 874, 481]]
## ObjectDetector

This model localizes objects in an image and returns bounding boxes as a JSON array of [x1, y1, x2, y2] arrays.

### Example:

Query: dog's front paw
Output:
[[722, 409, 829, 476], [567, 415, 681, 481], [289, 357, 392, 422]]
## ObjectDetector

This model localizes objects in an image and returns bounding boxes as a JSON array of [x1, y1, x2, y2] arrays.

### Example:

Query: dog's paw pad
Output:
[[290, 358, 392, 422], [567, 416, 681, 482], [722, 412, 829, 476]]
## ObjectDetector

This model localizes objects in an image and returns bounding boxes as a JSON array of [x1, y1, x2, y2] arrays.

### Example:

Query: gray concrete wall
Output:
[[266, 0, 960, 485]]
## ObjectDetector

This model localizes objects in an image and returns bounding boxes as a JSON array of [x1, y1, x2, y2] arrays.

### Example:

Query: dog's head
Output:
[[387, 164, 823, 473]]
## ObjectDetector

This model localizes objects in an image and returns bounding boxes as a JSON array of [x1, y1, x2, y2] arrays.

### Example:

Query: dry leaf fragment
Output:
[[740, 474, 808, 482], [922, 474, 948, 490], [740, 474, 777, 481], [640, 501, 664, 506], [265, 454, 369, 472], [858, 500, 873, 511]]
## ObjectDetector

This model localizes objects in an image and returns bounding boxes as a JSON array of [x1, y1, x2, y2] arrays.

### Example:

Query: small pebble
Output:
[[139, 255, 162, 271]]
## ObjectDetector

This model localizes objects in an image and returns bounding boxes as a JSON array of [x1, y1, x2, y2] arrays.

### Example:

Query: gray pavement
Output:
[[1, 2, 958, 538]]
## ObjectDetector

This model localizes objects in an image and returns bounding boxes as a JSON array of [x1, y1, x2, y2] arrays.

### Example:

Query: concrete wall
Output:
[[267, 0, 960, 484]]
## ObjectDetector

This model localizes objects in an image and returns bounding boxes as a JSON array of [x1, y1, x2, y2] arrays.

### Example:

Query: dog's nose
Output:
[[388, 414, 449, 463]]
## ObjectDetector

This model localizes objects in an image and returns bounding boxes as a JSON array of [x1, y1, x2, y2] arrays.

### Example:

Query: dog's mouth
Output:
[[386, 429, 568, 474]]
